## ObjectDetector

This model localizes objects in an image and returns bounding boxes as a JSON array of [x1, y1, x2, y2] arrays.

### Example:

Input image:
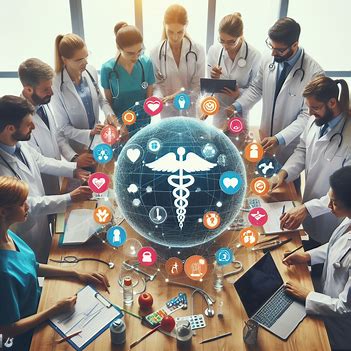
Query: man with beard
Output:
[[0, 95, 92, 262], [227, 17, 323, 170], [271, 76, 351, 246], [18, 58, 96, 195]]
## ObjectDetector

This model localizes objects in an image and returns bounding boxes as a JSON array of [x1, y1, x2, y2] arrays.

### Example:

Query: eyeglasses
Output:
[[265, 38, 291, 54], [218, 37, 240, 47], [122, 48, 144, 57]]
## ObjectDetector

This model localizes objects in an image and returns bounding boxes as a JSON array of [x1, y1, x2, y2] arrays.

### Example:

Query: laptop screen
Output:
[[234, 252, 284, 317]]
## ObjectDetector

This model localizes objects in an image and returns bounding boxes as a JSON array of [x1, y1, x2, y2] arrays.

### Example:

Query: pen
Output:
[[281, 205, 286, 215], [283, 245, 303, 259], [56, 329, 82, 344], [207, 64, 212, 68], [130, 325, 160, 349], [199, 331, 232, 344]]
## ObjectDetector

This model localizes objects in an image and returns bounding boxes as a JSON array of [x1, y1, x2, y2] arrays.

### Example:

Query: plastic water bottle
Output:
[[110, 319, 126, 345], [123, 276, 134, 305], [213, 262, 224, 291]]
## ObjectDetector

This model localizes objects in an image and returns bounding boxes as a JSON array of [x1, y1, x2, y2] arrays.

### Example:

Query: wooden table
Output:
[[30, 178, 331, 351]]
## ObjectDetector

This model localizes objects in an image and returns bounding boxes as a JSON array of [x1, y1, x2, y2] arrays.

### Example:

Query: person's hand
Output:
[[162, 95, 174, 104], [282, 252, 310, 267], [210, 65, 222, 79], [261, 136, 278, 152], [50, 295, 77, 317], [77, 272, 111, 294], [269, 170, 288, 192], [73, 168, 90, 182], [70, 186, 93, 202], [284, 281, 311, 302], [76, 153, 96, 169], [106, 114, 118, 128], [90, 124, 105, 137], [280, 204, 308, 230], [118, 124, 129, 141], [220, 85, 240, 100]]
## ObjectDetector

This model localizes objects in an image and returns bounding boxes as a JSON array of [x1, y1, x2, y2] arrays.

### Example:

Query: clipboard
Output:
[[200, 78, 237, 94], [49, 285, 123, 350]]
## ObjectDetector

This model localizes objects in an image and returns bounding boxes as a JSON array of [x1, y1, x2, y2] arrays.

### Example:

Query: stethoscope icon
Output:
[[157, 36, 198, 82]]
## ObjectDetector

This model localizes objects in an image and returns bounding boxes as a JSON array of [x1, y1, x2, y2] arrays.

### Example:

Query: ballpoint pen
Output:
[[252, 238, 292, 251], [199, 331, 232, 344], [283, 245, 303, 259]]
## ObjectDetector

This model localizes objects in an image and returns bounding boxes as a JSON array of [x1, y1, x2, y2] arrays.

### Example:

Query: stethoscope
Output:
[[333, 248, 351, 268], [108, 54, 148, 100], [50, 255, 115, 269], [218, 41, 248, 68], [0, 153, 23, 180], [157, 36, 198, 82], [268, 49, 305, 82]]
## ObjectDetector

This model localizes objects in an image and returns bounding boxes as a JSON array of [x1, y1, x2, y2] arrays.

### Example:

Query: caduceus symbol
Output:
[[146, 147, 217, 229]]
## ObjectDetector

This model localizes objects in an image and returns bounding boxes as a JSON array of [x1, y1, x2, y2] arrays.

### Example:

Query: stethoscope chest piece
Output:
[[237, 58, 247, 68], [141, 81, 148, 89]]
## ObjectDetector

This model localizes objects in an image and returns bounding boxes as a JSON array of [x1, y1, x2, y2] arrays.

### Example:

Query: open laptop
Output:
[[234, 252, 306, 340]]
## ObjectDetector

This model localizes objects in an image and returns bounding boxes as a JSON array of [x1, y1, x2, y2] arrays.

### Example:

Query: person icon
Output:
[[178, 95, 186, 109], [113, 229, 121, 242], [171, 262, 179, 274], [249, 144, 259, 159]]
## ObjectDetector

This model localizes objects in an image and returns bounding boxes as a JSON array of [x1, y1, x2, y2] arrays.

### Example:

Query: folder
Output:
[[49, 285, 123, 350]]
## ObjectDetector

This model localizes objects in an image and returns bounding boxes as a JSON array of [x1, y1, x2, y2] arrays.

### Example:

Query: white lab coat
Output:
[[0, 142, 76, 262], [236, 49, 324, 164], [206, 41, 261, 129], [28, 104, 76, 195], [283, 115, 351, 243], [149, 38, 205, 118], [306, 217, 351, 350], [51, 64, 113, 150]]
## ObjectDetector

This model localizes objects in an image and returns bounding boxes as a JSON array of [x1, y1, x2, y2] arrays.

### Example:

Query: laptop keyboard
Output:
[[253, 287, 294, 328]]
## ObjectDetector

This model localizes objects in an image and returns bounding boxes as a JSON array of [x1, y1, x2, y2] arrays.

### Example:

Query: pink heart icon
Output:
[[88, 172, 110, 193], [144, 96, 163, 116]]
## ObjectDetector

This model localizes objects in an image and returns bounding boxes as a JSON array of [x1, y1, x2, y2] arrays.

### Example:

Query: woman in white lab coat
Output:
[[283, 166, 351, 351], [51, 34, 114, 152], [207, 12, 261, 130], [149, 4, 205, 117]]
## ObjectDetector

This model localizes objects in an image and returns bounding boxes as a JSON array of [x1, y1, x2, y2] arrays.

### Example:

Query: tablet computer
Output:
[[200, 78, 236, 94]]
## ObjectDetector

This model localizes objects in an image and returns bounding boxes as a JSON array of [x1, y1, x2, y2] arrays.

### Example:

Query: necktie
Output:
[[37, 105, 50, 130], [14, 146, 29, 168], [319, 123, 329, 138], [275, 62, 290, 99]]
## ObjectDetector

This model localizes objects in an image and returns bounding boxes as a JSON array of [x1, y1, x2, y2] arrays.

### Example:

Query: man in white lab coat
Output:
[[283, 166, 351, 351], [0, 95, 92, 262], [18, 58, 96, 195], [229, 17, 323, 166], [272, 76, 351, 245]]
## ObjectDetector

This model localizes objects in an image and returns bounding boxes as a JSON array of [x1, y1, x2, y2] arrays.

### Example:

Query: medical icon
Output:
[[93, 144, 113, 164], [126, 145, 143, 163], [146, 147, 217, 229], [250, 177, 270, 196], [149, 206, 167, 224], [244, 142, 264, 162], [217, 154, 227, 167], [228, 117, 245, 134], [88, 172, 110, 193], [201, 143, 218, 159], [248, 207, 268, 226], [174, 92, 191, 110], [200, 96, 220, 115], [239, 227, 259, 248], [184, 255, 208, 281], [101, 125, 119, 145], [215, 247, 233, 266], [219, 171, 243, 195], [256, 157, 281, 178], [127, 184, 138, 193], [93, 206, 112, 224], [144, 96, 163, 116], [165, 257, 184, 276], [107, 226, 127, 247], [203, 211, 221, 230], [147, 138, 161, 153], [122, 110, 137, 125], [138, 247, 157, 266]]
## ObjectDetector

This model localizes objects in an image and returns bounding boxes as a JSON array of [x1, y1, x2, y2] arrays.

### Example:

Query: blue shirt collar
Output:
[[327, 113, 344, 130], [280, 47, 302, 68], [0, 142, 17, 155]]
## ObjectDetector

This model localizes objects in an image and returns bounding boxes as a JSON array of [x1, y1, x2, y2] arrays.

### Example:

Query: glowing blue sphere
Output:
[[115, 117, 246, 247]]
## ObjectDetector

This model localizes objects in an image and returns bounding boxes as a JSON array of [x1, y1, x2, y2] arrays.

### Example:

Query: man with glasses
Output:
[[228, 17, 323, 168]]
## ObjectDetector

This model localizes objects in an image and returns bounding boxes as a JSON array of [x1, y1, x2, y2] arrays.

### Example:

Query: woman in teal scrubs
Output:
[[101, 22, 155, 137], [0, 176, 110, 351]]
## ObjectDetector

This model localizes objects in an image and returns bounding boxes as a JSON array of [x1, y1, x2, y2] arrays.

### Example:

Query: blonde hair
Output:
[[114, 22, 143, 49], [0, 176, 29, 207], [219, 12, 243, 37], [54, 33, 85, 73], [162, 4, 188, 41]]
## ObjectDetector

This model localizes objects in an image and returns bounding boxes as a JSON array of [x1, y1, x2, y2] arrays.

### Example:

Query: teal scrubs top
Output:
[[0, 230, 41, 351], [101, 55, 155, 135]]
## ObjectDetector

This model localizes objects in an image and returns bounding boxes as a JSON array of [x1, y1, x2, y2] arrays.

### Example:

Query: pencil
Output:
[[284, 245, 303, 259], [199, 331, 232, 344], [130, 325, 160, 349], [120, 307, 142, 320], [56, 329, 82, 343]]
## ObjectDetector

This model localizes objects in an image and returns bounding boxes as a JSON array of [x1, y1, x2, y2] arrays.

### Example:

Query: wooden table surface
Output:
[[30, 177, 331, 351]]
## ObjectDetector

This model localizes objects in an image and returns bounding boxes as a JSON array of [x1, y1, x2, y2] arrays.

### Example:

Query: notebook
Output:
[[49, 285, 122, 350]]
